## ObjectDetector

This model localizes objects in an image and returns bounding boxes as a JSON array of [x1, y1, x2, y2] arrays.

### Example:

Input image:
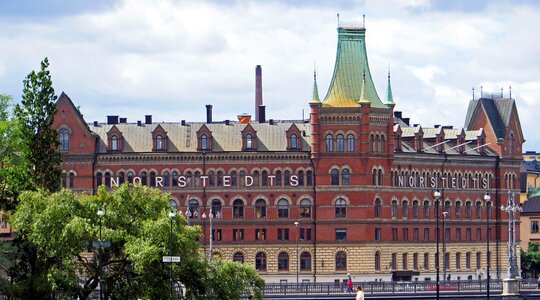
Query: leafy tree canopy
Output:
[[9, 185, 264, 299]]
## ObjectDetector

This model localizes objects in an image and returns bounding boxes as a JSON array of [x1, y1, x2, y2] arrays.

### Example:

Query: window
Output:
[[423, 200, 430, 219], [475, 201, 482, 219], [444, 253, 450, 269], [456, 252, 461, 269], [335, 199, 346, 218], [455, 201, 461, 219], [284, 170, 291, 186], [476, 228, 481, 241], [444, 228, 450, 241], [402, 228, 409, 241], [111, 135, 118, 151], [465, 201, 472, 219], [424, 253, 429, 270], [233, 252, 244, 263], [413, 228, 419, 241], [325, 134, 333, 152], [156, 134, 164, 150], [118, 171, 124, 185], [140, 171, 147, 186], [306, 170, 313, 186], [278, 252, 289, 271], [59, 128, 69, 151], [335, 251, 347, 271], [466, 228, 471, 241], [424, 228, 429, 241], [456, 228, 462, 241], [331, 169, 339, 185], [104, 172, 112, 188], [255, 252, 267, 271], [346, 134, 355, 152], [261, 170, 268, 186], [233, 199, 244, 219], [255, 228, 267, 241], [233, 229, 244, 241], [69, 172, 74, 188], [150, 171, 156, 187], [163, 171, 170, 186], [476, 252, 481, 269], [403, 253, 408, 270], [278, 199, 289, 218], [336, 134, 344, 152], [402, 201, 409, 218], [532, 221, 539, 233], [188, 199, 199, 219], [391, 253, 397, 270], [291, 133, 298, 149], [300, 252, 311, 271], [96, 172, 103, 186], [246, 134, 253, 149], [412, 200, 419, 219], [466, 252, 471, 269], [211, 199, 222, 216], [300, 228, 312, 241], [201, 134, 208, 150], [374, 199, 381, 218], [300, 199, 311, 218], [375, 251, 381, 270], [342, 169, 350, 185], [391, 200, 398, 218], [335, 228, 347, 241], [375, 228, 381, 241], [212, 229, 222, 241], [413, 253, 419, 270], [172, 171, 178, 186], [392, 228, 398, 241], [128, 171, 134, 183], [255, 199, 266, 218], [277, 229, 289, 241], [62, 173, 67, 188]]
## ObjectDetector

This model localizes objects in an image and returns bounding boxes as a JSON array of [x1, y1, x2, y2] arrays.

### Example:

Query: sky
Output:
[[1, 0, 540, 151]]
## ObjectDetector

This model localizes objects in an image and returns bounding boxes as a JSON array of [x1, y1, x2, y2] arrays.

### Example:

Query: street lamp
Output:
[[97, 207, 104, 300], [169, 209, 175, 300], [433, 189, 441, 300], [500, 191, 522, 279], [484, 192, 491, 300], [202, 210, 220, 263], [442, 211, 448, 283], [294, 221, 299, 285]]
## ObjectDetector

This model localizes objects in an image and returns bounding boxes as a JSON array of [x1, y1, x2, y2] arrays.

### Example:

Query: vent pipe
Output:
[[258, 105, 266, 123], [255, 65, 263, 121], [206, 104, 213, 123]]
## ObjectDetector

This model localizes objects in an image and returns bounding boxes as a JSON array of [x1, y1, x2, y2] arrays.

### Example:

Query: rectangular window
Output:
[[277, 228, 290, 241], [466, 252, 471, 269], [466, 228, 472, 241], [402, 253, 408, 270], [444, 228, 450, 241], [335, 228, 347, 241], [391, 253, 397, 270], [424, 228, 430, 241], [413, 253, 419, 270], [255, 228, 267, 241], [375, 228, 381, 241], [392, 228, 398, 241], [532, 221, 539, 233], [423, 253, 429, 270], [456, 228, 461, 241], [300, 228, 312, 241], [476, 252, 481, 269], [402, 228, 409, 241], [413, 228, 419, 241], [212, 229, 222, 241], [476, 228, 481, 241], [233, 229, 244, 241], [456, 252, 461, 269]]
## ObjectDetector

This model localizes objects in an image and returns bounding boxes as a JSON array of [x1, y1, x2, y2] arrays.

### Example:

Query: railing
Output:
[[263, 280, 510, 296]]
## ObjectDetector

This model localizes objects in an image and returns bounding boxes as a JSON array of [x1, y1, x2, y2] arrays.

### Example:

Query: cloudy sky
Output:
[[1, 0, 539, 150]]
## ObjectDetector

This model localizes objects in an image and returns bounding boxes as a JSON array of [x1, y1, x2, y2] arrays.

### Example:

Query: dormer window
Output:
[[107, 125, 123, 152], [151, 125, 168, 151], [291, 134, 298, 149], [111, 135, 118, 150], [286, 124, 302, 151], [201, 134, 208, 150], [156, 135, 164, 150], [246, 134, 253, 149], [197, 125, 213, 151], [241, 124, 257, 151]]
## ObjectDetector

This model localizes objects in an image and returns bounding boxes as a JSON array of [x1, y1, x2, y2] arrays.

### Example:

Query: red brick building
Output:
[[52, 24, 524, 283]]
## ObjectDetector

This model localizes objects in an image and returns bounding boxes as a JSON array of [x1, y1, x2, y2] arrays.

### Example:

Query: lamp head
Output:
[[484, 192, 491, 202], [169, 209, 175, 218], [433, 190, 441, 198], [97, 207, 104, 217], [294, 221, 299, 226]]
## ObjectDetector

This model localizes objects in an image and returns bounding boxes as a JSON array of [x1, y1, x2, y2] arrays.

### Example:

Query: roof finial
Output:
[[363, 14, 366, 28], [509, 85, 512, 99], [501, 87, 503, 98], [472, 87, 475, 100], [480, 85, 483, 98], [337, 13, 340, 27], [311, 62, 320, 103]]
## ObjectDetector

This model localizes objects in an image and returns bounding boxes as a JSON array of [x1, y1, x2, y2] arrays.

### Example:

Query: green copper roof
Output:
[[323, 27, 385, 108], [311, 71, 320, 102], [386, 71, 394, 106]]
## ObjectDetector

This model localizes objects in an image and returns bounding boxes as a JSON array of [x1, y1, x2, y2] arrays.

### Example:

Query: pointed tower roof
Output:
[[323, 26, 385, 108], [386, 70, 395, 106], [311, 69, 320, 103], [358, 70, 369, 104]]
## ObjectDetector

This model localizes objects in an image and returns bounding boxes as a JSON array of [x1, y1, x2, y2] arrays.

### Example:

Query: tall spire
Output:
[[385, 66, 394, 106], [322, 25, 385, 108], [358, 70, 368, 104], [311, 67, 320, 102]]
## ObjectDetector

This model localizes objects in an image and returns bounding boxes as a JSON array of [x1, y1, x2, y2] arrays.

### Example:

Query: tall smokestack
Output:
[[255, 65, 263, 121], [206, 104, 213, 123]]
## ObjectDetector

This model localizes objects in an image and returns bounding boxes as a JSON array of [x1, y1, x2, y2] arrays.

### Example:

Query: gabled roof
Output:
[[464, 97, 516, 140], [522, 195, 540, 214], [56, 92, 96, 138]]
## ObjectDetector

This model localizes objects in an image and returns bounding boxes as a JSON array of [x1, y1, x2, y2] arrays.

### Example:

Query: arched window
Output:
[[475, 201, 482, 219], [231, 171, 238, 186], [278, 252, 289, 271], [246, 134, 253, 149], [127, 171, 134, 183], [278, 199, 289, 218], [211, 199, 222, 216], [336, 134, 344, 152], [391, 200, 398, 218], [291, 133, 298, 149], [275, 170, 282, 186], [69, 172, 75, 188], [402, 200, 409, 219], [372, 169, 378, 185], [423, 200, 430, 219], [412, 200, 419, 219], [255, 252, 267, 271], [284, 170, 291, 186], [455, 201, 462, 219], [374, 198, 381, 218], [379, 135, 385, 153], [297, 170, 305, 186], [156, 134, 164, 150], [59, 128, 69, 151], [207, 171, 214, 187], [140, 171, 147, 186], [300, 199, 311, 218], [370, 134, 375, 152], [62, 173, 67, 188], [172, 171, 178, 186], [233, 199, 244, 219], [346, 134, 355, 152], [188, 199, 199, 219], [96, 172, 103, 186], [335, 198, 346, 218], [509, 133, 514, 155], [111, 135, 118, 151], [105, 172, 111, 188], [378, 169, 383, 185], [325, 134, 333, 152], [118, 171, 125, 185], [331, 169, 339, 185], [465, 201, 472, 219], [300, 252, 311, 271], [217, 171, 223, 187], [233, 252, 244, 263], [306, 170, 313, 186], [255, 199, 266, 218], [342, 169, 350, 185], [335, 251, 347, 271], [375, 251, 381, 270], [261, 170, 268, 186], [163, 171, 170, 187], [150, 171, 156, 187], [201, 134, 208, 150], [444, 200, 451, 215]]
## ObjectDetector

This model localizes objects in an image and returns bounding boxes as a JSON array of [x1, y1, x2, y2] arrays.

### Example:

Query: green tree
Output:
[[522, 242, 540, 278], [14, 57, 61, 192], [10, 185, 264, 299], [0, 94, 29, 211]]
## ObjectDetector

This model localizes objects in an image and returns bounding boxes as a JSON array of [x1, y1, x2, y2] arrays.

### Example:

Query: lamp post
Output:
[[202, 210, 220, 263], [97, 207, 104, 300], [500, 191, 522, 279], [442, 211, 448, 283], [294, 221, 299, 285], [484, 192, 491, 300], [169, 209, 175, 300], [433, 189, 441, 300]]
